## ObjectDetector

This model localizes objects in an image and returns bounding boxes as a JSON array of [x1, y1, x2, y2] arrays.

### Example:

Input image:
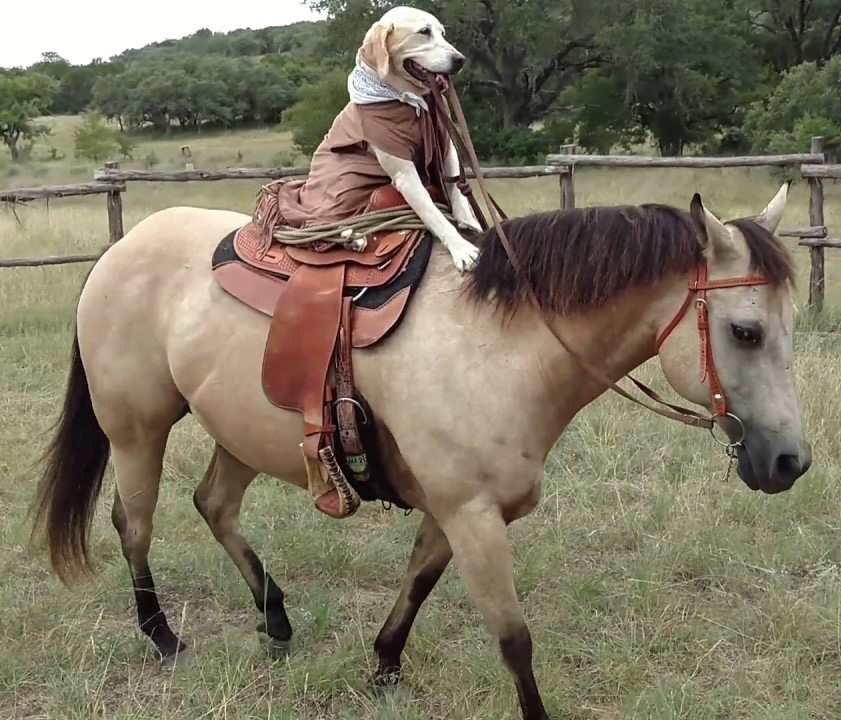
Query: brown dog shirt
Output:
[[272, 99, 450, 228]]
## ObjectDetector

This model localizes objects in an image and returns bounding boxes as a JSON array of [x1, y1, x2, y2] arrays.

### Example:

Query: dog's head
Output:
[[359, 6, 465, 95]]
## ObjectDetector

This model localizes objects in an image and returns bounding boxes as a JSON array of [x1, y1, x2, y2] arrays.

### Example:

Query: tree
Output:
[[73, 111, 135, 161], [283, 69, 348, 154], [738, 0, 841, 71], [307, 0, 608, 129], [0, 72, 56, 161], [743, 55, 841, 153], [560, 0, 766, 155]]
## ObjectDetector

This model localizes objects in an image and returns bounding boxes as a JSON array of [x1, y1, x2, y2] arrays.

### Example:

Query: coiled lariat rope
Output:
[[270, 202, 457, 247]]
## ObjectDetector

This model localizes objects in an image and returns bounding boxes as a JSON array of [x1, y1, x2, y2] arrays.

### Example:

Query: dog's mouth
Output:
[[404, 60, 450, 91]]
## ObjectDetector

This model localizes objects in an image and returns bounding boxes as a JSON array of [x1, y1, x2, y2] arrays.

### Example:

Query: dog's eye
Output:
[[418, 26, 432, 36], [731, 323, 763, 347]]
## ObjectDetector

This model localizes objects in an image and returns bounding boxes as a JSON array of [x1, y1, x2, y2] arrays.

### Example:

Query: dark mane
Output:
[[463, 204, 796, 316]]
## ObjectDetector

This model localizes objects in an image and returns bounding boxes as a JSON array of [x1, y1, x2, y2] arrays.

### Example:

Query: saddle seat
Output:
[[211, 184, 439, 520]]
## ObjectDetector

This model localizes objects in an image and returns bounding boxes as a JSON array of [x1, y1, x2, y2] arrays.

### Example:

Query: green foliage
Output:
[[26, 55, 123, 115], [567, 0, 769, 156], [0, 71, 56, 161], [744, 56, 841, 155], [5, 0, 841, 159], [283, 70, 349, 155], [471, 121, 575, 164], [311, 0, 607, 130], [737, 0, 841, 71], [72, 111, 135, 162], [89, 54, 300, 132], [555, 69, 644, 153]]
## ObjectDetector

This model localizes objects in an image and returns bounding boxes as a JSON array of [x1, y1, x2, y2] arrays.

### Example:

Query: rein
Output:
[[429, 79, 770, 444]]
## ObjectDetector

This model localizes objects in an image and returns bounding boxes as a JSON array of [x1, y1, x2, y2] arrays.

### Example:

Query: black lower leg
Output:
[[111, 497, 183, 660], [241, 546, 292, 644], [374, 517, 452, 683], [131, 563, 185, 659], [499, 626, 548, 720]]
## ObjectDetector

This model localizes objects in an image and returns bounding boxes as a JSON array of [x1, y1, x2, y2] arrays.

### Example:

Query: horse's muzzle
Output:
[[737, 433, 812, 494]]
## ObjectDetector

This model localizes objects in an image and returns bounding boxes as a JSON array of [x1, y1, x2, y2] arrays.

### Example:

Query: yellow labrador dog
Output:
[[349, 5, 481, 271]]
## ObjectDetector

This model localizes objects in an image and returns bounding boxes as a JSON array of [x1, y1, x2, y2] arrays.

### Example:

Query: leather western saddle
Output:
[[212, 184, 439, 519]]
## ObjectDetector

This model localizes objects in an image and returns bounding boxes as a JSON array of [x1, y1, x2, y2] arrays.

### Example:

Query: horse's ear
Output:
[[754, 181, 789, 234], [361, 22, 394, 79], [690, 192, 738, 260]]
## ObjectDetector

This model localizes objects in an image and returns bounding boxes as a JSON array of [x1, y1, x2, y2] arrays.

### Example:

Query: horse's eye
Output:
[[731, 323, 763, 346], [418, 26, 432, 36]]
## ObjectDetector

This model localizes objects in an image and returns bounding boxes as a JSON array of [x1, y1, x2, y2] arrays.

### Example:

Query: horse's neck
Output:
[[524, 280, 676, 446]]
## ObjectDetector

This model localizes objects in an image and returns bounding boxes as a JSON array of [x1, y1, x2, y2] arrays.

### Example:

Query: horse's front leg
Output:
[[439, 499, 550, 720]]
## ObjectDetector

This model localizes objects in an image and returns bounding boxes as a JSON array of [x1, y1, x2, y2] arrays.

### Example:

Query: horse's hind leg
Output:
[[110, 435, 186, 664], [193, 443, 293, 656], [373, 513, 452, 685]]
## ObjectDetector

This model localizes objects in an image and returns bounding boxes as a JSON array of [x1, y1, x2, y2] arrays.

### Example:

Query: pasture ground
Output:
[[2, 118, 841, 719]]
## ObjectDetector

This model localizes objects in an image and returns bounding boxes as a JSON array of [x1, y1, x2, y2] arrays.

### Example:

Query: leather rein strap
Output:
[[428, 80, 770, 434]]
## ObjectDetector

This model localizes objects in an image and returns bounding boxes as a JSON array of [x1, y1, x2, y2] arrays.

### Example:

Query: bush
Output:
[[283, 70, 348, 156], [73, 111, 135, 162], [743, 57, 841, 155], [470, 120, 575, 165]]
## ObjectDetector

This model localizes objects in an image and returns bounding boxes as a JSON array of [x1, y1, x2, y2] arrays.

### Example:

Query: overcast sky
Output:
[[1, 0, 326, 69]]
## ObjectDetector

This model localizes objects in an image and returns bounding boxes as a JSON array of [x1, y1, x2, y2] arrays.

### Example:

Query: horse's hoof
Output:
[[161, 647, 192, 671], [257, 624, 293, 661]]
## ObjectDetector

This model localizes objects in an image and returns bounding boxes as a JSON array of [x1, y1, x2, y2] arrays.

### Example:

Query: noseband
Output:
[[431, 80, 772, 455]]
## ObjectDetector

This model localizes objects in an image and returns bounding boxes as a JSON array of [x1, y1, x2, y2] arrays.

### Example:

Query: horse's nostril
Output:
[[450, 55, 465, 72], [775, 453, 802, 480]]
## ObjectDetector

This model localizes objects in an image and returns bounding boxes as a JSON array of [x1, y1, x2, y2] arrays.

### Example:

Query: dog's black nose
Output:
[[449, 54, 465, 73]]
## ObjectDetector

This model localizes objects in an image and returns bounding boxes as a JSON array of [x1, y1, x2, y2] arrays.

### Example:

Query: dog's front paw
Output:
[[448, 239, 480, 273]]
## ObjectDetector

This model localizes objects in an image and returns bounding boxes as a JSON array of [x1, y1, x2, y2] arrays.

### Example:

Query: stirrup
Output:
[[299, 442, 361, 519]]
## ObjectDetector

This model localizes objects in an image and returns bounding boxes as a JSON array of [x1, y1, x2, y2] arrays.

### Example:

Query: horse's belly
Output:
[[169, 284, 313, 487]]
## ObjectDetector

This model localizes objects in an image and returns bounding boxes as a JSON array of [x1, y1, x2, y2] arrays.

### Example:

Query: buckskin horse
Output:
[[31, 179, 811, 720]]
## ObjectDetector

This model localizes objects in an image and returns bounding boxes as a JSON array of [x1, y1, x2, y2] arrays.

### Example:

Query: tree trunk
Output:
[[500, 88, 531, 129], [4, 136, 21, 163]]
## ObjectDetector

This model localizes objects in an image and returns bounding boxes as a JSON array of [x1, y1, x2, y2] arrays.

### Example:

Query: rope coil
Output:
[[270, 202, 458, 247]]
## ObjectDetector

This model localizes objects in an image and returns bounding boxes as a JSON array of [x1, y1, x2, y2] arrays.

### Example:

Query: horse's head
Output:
[[655, 183, 811, 494]]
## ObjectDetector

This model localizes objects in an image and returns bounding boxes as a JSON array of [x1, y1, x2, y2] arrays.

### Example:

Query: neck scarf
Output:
[[347, 53, 428, 114]]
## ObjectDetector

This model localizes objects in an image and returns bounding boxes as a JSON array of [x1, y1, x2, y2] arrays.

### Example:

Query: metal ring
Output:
[[709, 411, 746, 448], [334, 397, 368, 424], [695, 298, 708, 309], [353, 287, 367, 302]]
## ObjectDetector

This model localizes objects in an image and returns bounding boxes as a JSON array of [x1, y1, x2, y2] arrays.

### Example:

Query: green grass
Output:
[[2, 119, 841, 719]]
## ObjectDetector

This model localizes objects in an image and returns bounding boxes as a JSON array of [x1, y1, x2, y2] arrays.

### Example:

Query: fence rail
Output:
[[545, 152, 825, 168], [1, 138, 837, 311], [92, 165, 569, 183], [801, 164, 841, 179], [0, 181, 126, 203]]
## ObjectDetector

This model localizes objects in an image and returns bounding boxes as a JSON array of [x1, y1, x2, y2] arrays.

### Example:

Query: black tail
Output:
[[30, 329, 111, 584]]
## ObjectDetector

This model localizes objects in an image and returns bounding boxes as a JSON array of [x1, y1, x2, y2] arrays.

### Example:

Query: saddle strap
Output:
[[335, 297, 369, 481], [441, 83, 713, 431]]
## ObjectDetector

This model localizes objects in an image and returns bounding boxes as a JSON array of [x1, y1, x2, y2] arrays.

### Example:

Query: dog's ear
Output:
[[363, 22, 394, 79]]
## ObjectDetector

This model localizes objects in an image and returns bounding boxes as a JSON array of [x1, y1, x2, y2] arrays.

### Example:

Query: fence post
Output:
[[559, 144, 576, 210], [104, 161, 125, 244], [808, 136, 826, 313]]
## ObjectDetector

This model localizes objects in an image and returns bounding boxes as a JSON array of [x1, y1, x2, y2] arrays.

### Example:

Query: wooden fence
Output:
[[1, 138, 839, 311]]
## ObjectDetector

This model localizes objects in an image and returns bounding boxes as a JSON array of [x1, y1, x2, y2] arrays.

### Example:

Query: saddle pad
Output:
[[233, 221, 422, 290]]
